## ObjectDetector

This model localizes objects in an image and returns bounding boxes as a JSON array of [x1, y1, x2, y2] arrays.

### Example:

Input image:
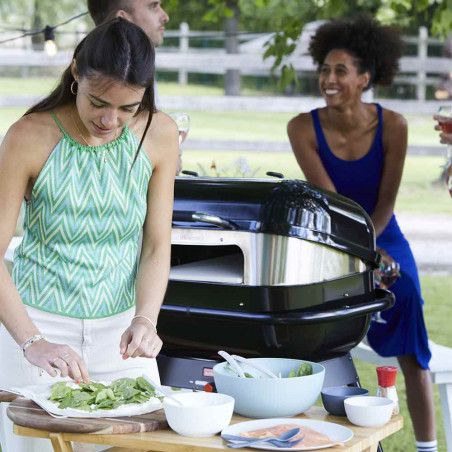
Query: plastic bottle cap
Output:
[[376, 366, 398, 387], [204, 383, 214, 393]]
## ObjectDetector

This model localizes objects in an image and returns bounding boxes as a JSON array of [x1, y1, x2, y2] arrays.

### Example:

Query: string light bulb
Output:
[[44, 25, 57, 57]]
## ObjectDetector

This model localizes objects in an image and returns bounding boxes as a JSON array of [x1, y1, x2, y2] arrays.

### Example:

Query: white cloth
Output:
[[0, 306, 160, 452]]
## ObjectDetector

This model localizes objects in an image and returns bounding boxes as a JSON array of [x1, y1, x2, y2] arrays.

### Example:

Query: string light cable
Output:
[[0, 11, 88, 47]]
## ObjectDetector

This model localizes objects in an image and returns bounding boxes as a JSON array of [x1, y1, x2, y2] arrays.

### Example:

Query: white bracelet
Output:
[[20, 334, 47, 355], [132, 315, 157, 333]]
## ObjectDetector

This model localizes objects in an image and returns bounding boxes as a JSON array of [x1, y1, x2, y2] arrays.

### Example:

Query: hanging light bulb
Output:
[[44, 25, 57, 57]]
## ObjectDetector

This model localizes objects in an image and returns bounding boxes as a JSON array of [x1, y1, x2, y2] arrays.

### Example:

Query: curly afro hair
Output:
[[309, 15, 403, 89]]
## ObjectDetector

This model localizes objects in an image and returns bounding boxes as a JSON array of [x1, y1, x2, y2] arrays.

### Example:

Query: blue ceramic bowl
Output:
[[213, 358, 325, 418], [321, 386, 369, 416]]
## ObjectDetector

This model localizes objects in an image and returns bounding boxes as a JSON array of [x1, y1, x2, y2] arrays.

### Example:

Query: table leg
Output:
[[438, 383, 452, 452], [49, 433, 74, 452], [362, 446, 378, 452]]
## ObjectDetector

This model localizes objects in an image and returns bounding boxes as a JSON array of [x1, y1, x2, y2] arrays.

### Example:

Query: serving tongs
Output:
[[231, 354, 279, 379], [218, 351, 279, 379]]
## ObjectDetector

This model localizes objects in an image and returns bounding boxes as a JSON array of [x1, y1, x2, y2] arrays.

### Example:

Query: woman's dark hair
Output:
[[26, 18, 155, 161], [309, 16, 403, 90]]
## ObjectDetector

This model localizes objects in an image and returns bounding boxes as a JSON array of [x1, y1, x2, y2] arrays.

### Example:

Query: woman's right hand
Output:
[[24, 339, 90, 383], [375, 247, 401, 289]]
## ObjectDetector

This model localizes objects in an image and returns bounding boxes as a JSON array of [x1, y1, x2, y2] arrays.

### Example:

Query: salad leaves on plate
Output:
[[49, 377, 160, 412]]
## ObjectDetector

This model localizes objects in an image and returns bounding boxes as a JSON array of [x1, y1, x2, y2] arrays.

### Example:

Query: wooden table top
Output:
[[13, 406, 403, 452], [7, 398, 168, 434]]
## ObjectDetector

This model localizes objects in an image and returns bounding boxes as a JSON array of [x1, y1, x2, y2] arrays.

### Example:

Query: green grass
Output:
[[0, 78, 59, 95], [332, 275, 452, 451], [0, 77, 444, 145]]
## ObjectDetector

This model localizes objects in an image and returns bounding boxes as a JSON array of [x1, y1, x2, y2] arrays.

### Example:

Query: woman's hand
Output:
[[374, 247, 401, 290], [24, 340, 90, 383], [120, 318, 162, 359], [434, 114, 452, 145]]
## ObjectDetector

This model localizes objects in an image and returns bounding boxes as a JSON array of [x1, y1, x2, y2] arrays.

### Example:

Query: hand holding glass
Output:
[[436, 106, 452, 196], [169, 113, 190, 145]]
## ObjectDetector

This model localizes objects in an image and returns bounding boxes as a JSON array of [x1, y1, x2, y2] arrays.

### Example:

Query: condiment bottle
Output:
[[376, 366, 400, 415]]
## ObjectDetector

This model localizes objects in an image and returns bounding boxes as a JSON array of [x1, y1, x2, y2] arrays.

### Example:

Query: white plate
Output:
[[11, 382, 163, 418], [221, 418, 353, 450]]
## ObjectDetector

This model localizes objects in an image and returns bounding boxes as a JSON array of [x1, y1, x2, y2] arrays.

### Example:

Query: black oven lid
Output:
[[173, 178, 378, 265]]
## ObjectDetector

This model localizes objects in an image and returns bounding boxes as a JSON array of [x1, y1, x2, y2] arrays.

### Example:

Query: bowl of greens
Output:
[[213, 358, 325, 418]]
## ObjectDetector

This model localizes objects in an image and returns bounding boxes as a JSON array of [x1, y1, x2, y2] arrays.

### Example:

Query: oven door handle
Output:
[[160, 289, 394, 325], [172, 211, 238, 230]]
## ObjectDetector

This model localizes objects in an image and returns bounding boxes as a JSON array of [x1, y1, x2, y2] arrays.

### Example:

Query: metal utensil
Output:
[[142, 375, 184, 406], [231, 354, 279, 379], [218, 350, 246, 378], [224, 428, 302, 449]]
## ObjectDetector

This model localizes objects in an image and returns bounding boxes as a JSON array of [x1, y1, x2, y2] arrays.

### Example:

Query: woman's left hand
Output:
[[120, 318, 162, 359]]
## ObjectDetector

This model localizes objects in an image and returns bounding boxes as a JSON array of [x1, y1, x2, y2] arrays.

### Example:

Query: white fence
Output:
[[0, 25, 450, 102]]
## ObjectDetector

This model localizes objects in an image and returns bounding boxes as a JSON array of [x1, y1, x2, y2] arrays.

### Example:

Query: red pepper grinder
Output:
[[376, 366, 399, 415]]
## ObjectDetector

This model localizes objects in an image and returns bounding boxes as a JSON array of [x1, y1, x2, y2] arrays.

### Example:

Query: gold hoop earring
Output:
[[70, 81, 78, 95]]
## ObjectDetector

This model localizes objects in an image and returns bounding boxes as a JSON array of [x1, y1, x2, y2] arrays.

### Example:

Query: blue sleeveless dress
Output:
[[311, 104, 431, 369]]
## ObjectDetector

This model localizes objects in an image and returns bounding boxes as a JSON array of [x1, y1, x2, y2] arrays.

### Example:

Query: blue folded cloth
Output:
[[222, 428, 304, 449]]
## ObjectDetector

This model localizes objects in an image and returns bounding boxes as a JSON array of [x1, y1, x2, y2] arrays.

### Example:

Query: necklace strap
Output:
[[71, 109, 90, 146]]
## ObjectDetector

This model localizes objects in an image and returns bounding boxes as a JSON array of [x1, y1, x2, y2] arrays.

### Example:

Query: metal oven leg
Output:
[[319, 354, 383, 452]]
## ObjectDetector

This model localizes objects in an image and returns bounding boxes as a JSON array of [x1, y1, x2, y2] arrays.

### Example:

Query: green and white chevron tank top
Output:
[[12, 112, 153, 319]]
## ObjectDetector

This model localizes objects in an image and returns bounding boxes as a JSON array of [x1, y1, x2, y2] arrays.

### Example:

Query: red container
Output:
[[376, 366, 398, 387]]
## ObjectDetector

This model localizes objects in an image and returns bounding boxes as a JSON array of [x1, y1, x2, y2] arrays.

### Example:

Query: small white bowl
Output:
[[163, 392, 234, 437], [344, 396, 394, 428]]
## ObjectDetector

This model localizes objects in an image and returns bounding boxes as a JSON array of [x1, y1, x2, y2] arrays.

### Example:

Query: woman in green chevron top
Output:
[[0, 18, 178, 452]]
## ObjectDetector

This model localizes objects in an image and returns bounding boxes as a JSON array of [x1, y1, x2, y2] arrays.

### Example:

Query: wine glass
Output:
[[437, 106, 452, 196], [168, 113, 190, 175], [373, 252, 400, 324], [168, 112, 190, 145]]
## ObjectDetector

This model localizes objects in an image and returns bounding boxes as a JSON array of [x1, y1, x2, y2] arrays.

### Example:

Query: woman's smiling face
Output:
[[319, 49, 370, 107], [74, 71, 145, 142]]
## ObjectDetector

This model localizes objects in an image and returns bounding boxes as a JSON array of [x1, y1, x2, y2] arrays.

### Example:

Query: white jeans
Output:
[[0, 306, 160, 452]]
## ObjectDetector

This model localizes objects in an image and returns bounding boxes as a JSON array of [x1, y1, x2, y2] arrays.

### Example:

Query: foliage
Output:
[[165, 0, 452, 89]]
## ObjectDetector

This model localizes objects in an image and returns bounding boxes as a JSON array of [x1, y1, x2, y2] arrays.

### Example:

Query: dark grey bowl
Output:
[[321, 386, 369, 416]]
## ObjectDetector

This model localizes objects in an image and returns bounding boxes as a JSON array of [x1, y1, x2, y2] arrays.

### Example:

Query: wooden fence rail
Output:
[[0, 25, 450, 101]]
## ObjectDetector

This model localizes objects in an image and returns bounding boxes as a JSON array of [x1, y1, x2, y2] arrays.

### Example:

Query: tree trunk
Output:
[[224, 0, 241, 96], [31, 0, 44, 50]]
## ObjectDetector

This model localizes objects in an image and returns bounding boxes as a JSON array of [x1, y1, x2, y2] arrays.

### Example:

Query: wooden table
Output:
[[10, 405, 402, 452]]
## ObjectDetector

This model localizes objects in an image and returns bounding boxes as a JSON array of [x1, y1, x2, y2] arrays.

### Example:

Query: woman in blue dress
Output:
[[288, 16, 437, 452]]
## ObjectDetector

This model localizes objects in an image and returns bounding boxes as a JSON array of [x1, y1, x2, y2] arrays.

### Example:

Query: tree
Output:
[[167, 0, 452, 90]]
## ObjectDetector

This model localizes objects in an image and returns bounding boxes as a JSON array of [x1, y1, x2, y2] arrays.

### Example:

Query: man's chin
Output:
[[151, 35, 164, 47]]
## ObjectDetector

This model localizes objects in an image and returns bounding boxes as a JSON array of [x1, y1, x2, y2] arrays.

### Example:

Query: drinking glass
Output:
[[169, 112, 190, 145], [373, 252, 400, 324], [437, 106, 452, 196]]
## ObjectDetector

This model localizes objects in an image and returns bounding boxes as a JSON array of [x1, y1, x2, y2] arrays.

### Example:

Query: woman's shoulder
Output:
[[130, 110, 178, 141], [148, 110, 179, 139], [380, 107, 407, 131], [130, 110, 179, 165], [2, 111, 61, 156], [288, 111, 315, 129], [379, 106, 408, 154], [287, 111, 317, 144]]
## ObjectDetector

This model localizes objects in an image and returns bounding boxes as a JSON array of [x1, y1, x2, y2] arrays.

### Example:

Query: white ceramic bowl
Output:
[[163, 392, 234, 437], [213, 358, 325, 418], [344, 396, 394, 427]]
